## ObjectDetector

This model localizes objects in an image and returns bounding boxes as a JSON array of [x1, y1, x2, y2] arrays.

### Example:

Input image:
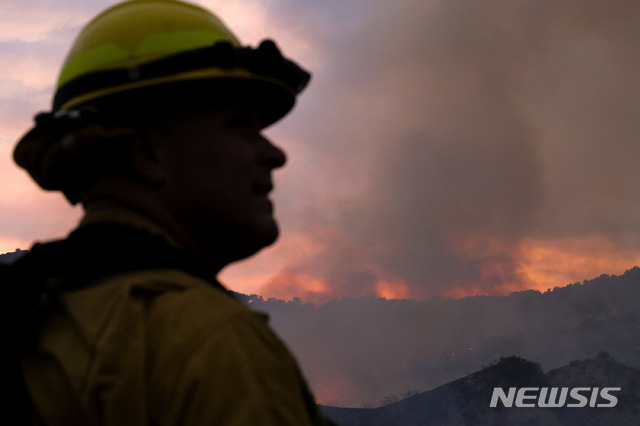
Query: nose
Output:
[[260, 135, 287, 169]]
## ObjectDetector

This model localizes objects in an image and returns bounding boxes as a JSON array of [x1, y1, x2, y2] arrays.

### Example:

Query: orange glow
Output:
[[220, 230, 330, 296], [259, 269, 331, 304], [376, 278, 409, 300], [309, 373, 359, 406], [443, 232, 522, 297], [0, 238, 30, 255], [225, 231, 640, 303], [444, 233, 640, 298], [517, 236, 640, 292]]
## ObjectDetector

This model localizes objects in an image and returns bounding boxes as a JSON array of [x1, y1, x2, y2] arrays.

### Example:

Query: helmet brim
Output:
[[69, 72, 299, 128]]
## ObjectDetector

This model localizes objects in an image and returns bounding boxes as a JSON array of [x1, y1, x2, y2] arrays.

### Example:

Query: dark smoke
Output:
[[266, 0, 640, 298]]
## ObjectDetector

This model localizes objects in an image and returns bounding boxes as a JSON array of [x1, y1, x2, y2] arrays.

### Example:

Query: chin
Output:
[[227, 219, 280, 261], [252, 219, 281, 248]]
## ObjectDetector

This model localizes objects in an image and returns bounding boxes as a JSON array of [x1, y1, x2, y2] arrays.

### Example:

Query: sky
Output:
[[1, 0, 640, 303]]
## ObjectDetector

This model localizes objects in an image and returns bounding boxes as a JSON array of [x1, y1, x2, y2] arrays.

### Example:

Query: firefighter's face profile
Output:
[[155, 102, 287, 261]]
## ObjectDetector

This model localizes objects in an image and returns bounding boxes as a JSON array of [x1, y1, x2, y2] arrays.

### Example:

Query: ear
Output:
[[128, 128, 168, 184]]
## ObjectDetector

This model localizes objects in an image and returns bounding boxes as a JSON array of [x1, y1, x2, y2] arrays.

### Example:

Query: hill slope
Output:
[[321, 353, 640, 426]]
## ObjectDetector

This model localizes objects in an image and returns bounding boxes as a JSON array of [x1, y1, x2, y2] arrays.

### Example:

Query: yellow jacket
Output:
[[22, 208, 332, 425]]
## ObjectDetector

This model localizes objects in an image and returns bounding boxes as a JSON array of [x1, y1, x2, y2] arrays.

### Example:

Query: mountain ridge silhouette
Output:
[[321, 352, 640, 426]]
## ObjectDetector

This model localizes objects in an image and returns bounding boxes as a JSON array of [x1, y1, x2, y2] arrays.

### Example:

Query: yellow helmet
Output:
[[14, 0, 310, 202]]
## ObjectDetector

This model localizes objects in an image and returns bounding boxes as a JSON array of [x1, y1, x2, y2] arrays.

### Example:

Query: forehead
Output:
[[92, 81, 268, 127], [153, 80, 277, 128], [161, 101, 261, 127]]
